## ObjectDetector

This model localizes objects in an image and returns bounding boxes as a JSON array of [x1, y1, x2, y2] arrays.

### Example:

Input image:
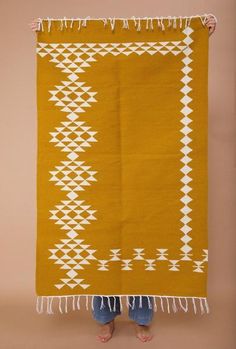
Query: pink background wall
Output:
[[0, 0, 235, 348]]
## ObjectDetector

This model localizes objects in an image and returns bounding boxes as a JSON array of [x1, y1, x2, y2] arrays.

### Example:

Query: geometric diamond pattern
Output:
[[179, 27, 194, 261], [49, 199, 97, 231], [49, 237, 97, 289], [49, 121, 98, 156], [49, 161, 97, 192]]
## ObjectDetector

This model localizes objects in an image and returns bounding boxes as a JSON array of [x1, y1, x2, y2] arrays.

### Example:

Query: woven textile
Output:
[[35, 15, 209, 315]]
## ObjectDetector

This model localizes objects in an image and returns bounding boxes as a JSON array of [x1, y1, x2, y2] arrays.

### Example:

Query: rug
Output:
[[35, 15, 210, 315]]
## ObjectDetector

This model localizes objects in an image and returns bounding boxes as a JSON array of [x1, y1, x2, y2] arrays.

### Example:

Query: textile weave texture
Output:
[[35, 16, 209, 314]]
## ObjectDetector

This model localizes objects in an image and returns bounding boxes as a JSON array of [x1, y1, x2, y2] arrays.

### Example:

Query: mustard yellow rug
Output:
[[35, 15, 210, 315]]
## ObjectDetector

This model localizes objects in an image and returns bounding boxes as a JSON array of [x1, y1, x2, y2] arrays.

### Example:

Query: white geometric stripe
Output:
[[179, 27, 194, 261], [36, 41, 188, 60]]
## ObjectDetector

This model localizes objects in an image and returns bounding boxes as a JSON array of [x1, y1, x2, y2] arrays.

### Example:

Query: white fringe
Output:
[[166, 296, 170, 313], [91, 295, 94, 311], [160, 296, 164, 312], [179, 297, 188, 312], [58, 296, 62, 313], [147, 296, 152, 309], [132, 296, 136, 309], [153, 296, 157, 312], [192, 297, 197, 314], [107, 296, 112, 311], [99, 296, 104, 310], [120, 296, 123, 311], [36, 295, 210, 315], [113, 296, 117, 311], [172, 297, 178, 313], [139, 295, 142, 308], [109, 17, 116, 31], [36, 14, 217, 32], [77, 295, 80, 310], [65, 296, 68, 313]]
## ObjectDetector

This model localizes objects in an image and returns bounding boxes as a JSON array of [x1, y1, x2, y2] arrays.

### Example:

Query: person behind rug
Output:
[[30, 14, 216, 343]]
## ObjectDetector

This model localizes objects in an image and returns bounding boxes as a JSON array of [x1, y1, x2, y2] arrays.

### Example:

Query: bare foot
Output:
[[134, 323, 153, 342], [96, 319, 115, 342]]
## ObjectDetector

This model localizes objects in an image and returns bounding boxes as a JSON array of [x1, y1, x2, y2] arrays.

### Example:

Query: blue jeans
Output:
[[92, 296, 154, 325]]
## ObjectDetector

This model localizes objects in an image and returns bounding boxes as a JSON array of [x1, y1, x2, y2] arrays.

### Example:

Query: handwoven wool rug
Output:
[[35, 14, 212, 315]]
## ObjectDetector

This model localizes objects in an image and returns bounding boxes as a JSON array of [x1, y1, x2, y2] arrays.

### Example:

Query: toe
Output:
[[98, 335, 110, 343]]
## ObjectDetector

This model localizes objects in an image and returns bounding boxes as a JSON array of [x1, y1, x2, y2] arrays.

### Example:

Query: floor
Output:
[[0, 294, 234, 349]]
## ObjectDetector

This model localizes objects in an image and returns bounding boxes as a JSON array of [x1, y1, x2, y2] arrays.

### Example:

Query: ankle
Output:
[[103, 319, 114, 325]]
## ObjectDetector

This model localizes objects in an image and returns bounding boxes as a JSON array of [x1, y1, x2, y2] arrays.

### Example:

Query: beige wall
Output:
[[0, 0, 235, 348]]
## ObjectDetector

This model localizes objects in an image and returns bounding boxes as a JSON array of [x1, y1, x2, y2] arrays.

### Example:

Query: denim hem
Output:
[[92, 314, 120, 324], [128, 315, 153, 325]]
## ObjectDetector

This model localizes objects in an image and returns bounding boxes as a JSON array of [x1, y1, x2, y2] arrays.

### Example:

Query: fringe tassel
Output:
[[173, 17, 177, 29], [36, 14, 217, 32], [120, 296, 123, 311], [46, 17, 52, 32], [122, 19, 129, 29], [102, 18, 108, 27], [160, 17, 165, 31], [46, 296, 54, 314], [172, 297, 178, 313], [132, 296, 136, 309], [139, 295, 142, 308], [166, 296, 170, 313], [137, 18, 141, 32], [100, 296, 105, 310], [36, 295, 210, 315], [109, 17, 116, 31], [153, 296, 157, 312], [192, 297, 197, 314], [126, 295, 131, 308], [77, 295, 80, 310], [91, 295, 94, 311], [160, 296, 165, 311], [147, 296, 152, 309], [179, 297, 188, 312], [204, 298, 210, 314], [64, 16, 67, 28], [200, 298, 205, 315], [113, 296, 116, 311], [82, 16, 90, 27], [107, 296, 112, 311], [38, 18, 44, 32], [65, 296, 68, 313]]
